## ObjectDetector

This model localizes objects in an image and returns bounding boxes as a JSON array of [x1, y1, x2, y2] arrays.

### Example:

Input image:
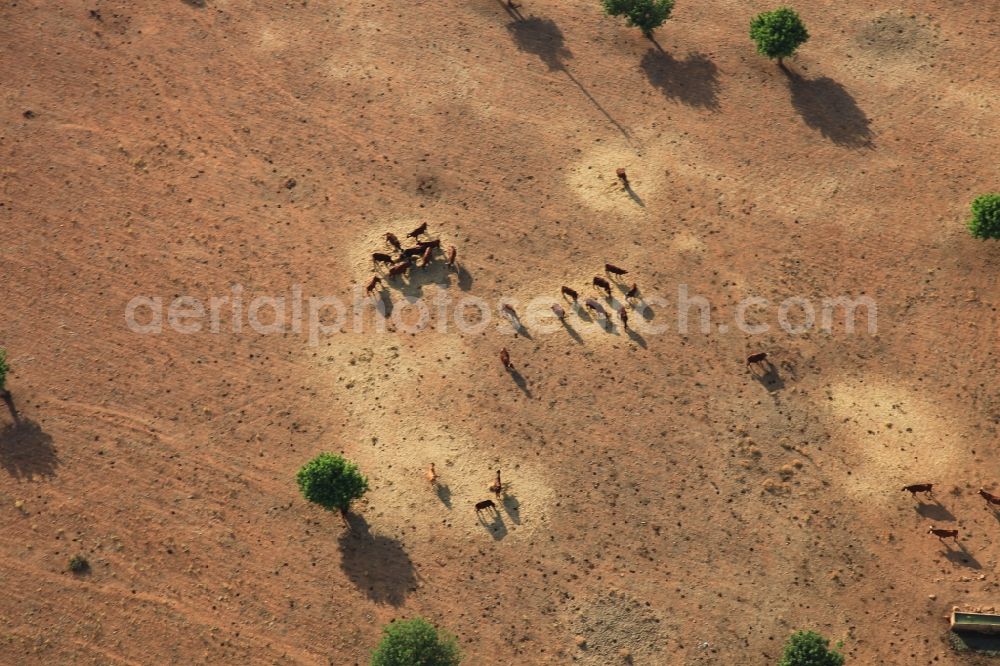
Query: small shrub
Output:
[[750, 7, 809, 65], [68, 555, 90, 574], [967, 193, 1000, 239], [601, 0, 675, 37], [296, 453, 369, 517], [779, 630, 844, 666], [371, 617, 461, 666]]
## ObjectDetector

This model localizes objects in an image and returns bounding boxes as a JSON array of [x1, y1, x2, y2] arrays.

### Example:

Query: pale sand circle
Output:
[[312, 335, 555, 542], [566, 142, 662, 216], [817, 378, 970, 502]]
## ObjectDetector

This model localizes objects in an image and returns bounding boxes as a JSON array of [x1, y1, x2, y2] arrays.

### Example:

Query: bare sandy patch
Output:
[[818, 378, 970, 501]]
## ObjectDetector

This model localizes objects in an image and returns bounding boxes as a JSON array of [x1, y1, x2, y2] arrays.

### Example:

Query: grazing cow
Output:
[[561, 286, 579, 302], [447, 246, 457, 268], [365, 275, 383, 295], [402, 246, 424, 259], [593, 276, 612, 297], [489, 470, 502, 499], [584, 298, 607, 318], [385, 232, 403, 252], [407, 222, 428, 239], [502, 304, 518, 322], [625, 282, 639, 302], [618, 306, 628, 330], [928, 527, 958, 542], [418, 239, 441, 250], [419, 245, 434, 268], [616, 168, 629, 188], [372, 252, 394, 266], [426, 463, 438, 488], [475, 499, 497, 515], [388, 261, 410, 279], [551, 304, 566, 320], [746, 352, 768, 367], [979, 488, 1000, 506], [500, 348, 512, 369], [605, 263, 628, 277], [902, 483, 934, 498]]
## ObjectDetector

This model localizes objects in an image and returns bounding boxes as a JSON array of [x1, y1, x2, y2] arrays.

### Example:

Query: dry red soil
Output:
[[1, 0, 999, 664]]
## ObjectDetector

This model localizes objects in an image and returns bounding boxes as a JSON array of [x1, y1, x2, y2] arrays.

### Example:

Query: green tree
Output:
[[968, 193, 1000, 239], [750, 7, 809, 66], [601, 0, 675, 38], [0, 348, 9, 395], [779, 630, 844, 666], [296, 453, 368, 522], [371, 618, 461, 666]]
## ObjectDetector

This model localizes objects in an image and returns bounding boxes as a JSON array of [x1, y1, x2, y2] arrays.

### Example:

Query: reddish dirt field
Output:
[[1, 0, 999, 664]]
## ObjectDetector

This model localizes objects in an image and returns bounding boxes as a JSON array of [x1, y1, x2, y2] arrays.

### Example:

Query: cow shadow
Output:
[[640, 48, 721, 111], [502, 493, 522, 525], [435, 483, 453, 509], [456, 266, 474, 291], [339, 514, 417, 606], [1, 417, 59, 480], [627, 328, 647, 348], [477, 507, 508, 541], [508, 368, 532, 398], [914, 501, 955, 522], [750, 361, 785, 393], [943, 543, 982, 570], [783, 67, 874, 148], [560, 318, 584, 344]]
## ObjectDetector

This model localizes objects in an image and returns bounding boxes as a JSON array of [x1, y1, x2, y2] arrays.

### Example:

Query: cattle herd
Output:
[[900, 483, 1000, 545], [360, 175, 779, 523]]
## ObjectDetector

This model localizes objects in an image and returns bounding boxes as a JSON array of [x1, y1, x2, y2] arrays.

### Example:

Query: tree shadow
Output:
[[640, 49, 721, 111], [782, 67, 874, 148], [435, 483, 453, 509], [339, 514, 417, 606], [506, 16, 631, 141], [1, 418, 59, 480], [914, 502, 955, 522], [505, 15, 571, 72], [477, 506, 508, 540]]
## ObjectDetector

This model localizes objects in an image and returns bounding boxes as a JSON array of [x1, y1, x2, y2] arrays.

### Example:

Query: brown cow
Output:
[[418, 239, 441, 250], [500, 348, 512, 370], [551, 304, 566, 320], [372, 252, 394, 266], [585, 298, 607, 318], [365, 275, 383, 295], [447, 246, 457, 268], [618, 306, 628, 330], [475, 499, 497, 515], [902, 483, 934, 498], [616, 168, 629, 188], [401, 246, 424, 259], [419, 245, 434, 268], [625, 283, 639, 301], [605, 263, 628, 277], [426, 463, 438, 488], [593, 276, 612, 297], [502, 304, 518, 322], [388, 261, 410, 279], [407, 222, 428, 239], [979, 488, 1000, 506], [928, 527, 958, 542], [385, 232, 403, 252], [561, 286, 578, 302], [746, 352, 768, 367], [489, 470, 502, 500]]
